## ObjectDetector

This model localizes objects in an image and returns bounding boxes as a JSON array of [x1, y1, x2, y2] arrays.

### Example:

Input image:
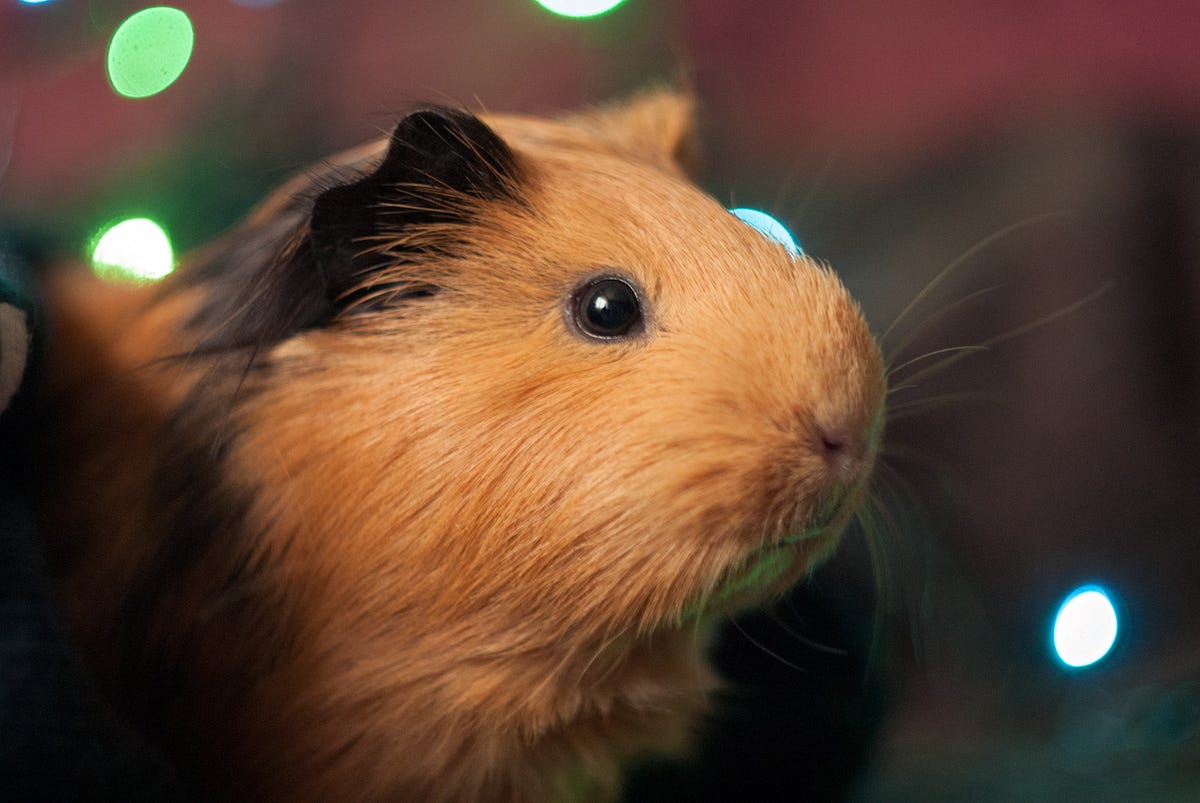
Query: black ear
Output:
[[187, 108, 522, 354], [309, 107, 522, 280]]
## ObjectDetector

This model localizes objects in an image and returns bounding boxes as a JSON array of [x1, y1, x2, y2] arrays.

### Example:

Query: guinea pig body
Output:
[[35, 91, 885, 801]]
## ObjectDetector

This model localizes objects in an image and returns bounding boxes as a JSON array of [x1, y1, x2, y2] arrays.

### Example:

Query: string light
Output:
[[106, 7, 195, 99], [91, 218, 175, 283]]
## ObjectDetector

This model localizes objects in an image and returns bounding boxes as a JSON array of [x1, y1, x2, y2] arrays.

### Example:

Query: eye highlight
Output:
[[570, 275, 644, 340]]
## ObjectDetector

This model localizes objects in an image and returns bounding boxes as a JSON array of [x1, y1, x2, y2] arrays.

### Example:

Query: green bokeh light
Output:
[[91, 218, 175, 283], [106, 7, 194, 99], [533, 0, 626, 19]]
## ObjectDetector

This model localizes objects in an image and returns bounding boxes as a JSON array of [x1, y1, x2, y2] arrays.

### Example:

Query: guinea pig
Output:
[[34, 89, 885, 802]]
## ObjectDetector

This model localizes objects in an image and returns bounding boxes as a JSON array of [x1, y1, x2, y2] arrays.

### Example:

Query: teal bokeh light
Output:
[[730, 208, 802, 257]]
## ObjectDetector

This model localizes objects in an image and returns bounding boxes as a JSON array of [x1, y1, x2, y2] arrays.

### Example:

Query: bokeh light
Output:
[[533, 0, 627, 19], [91, 218, 175, 283], [1053, 585, 1119, 669], [106, 7, 195, 99], [18, 0, 57, 5], [730, 208, 803, 257]]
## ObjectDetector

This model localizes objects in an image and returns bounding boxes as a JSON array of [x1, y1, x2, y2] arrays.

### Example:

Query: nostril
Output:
[[821, 434, 845, 455], [815, 426, 854, 468]]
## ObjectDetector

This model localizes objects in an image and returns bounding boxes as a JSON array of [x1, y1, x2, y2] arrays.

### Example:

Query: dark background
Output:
[[3, 1, 1199, 799]]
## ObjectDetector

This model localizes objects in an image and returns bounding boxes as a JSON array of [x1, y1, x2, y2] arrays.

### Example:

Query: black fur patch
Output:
[[184, 107, 524, 354], [112, 369, 297, 743]]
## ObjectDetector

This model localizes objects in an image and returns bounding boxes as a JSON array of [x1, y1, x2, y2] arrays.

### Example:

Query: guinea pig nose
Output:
[[821, 433, 845, 456], [814, 424, 858, 474]]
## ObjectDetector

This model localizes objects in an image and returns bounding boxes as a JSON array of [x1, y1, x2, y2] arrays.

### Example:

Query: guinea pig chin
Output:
[[676, 456, 873, 622]]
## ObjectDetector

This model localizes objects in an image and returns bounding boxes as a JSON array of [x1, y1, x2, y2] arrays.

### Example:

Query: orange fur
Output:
[[35, 91, 885, 801]]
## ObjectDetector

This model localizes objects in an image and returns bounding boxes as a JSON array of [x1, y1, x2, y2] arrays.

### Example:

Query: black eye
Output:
[[572, 276, 644, 340]]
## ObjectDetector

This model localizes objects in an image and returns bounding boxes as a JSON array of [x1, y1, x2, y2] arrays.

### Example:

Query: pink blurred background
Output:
[[5, 1, 1200, 218]]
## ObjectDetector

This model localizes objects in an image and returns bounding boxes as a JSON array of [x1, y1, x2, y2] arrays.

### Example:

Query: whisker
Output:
[[726, 614, 806, 672], [886, 284, 1002, 367], [777, 149, 841, 226], [767, 157, 810, 217], [545, 621, 634, 705], [689, 583, 716, 649], [887, 345, 989, 380], [893, 280, 1111, 389], [526, 642, 585, 708], [886, 349, 971, 393], [977, 280, 1113, 348], [883, 379, 921, 396], [887, 390, 1006, 420], [879, 444, 952, 478], [855, 493, 898, 670], [765, 607, 848, 656], [880, 211, 1072, 347], [862, 474, 930, 667], [573, 625, 631, 687]]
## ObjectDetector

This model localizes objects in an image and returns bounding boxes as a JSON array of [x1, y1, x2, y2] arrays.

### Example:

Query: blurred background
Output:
[[3, 0, 1199, 800]]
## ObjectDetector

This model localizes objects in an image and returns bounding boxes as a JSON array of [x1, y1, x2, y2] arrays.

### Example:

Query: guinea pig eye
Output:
[[571, 276, 644, 340]]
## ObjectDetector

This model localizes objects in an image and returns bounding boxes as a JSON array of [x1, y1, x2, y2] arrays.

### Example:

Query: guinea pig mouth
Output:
[[677, 405, 884, 623], [679, 486, 863, 624], [681, 516, 846, 623]]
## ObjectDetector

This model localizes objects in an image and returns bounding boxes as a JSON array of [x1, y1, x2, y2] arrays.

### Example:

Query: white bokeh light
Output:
[[533, 0, 626, 19], [1053, 585, 1119, 668], [91, 218, 175, 282]]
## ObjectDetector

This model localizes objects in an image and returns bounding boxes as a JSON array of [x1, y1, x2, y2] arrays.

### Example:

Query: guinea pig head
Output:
[[209, 91, 884, 782]]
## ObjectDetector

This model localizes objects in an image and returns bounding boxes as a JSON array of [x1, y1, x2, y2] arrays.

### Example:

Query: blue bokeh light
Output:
[[1052, 585, 1119, 669], [729, 208, 802, 257]]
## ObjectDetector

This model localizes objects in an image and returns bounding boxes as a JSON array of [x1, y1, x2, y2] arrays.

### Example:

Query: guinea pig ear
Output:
[[570, 88, 699, 174], [189, 108, 523, 354], [309, 107, 523, 283]]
